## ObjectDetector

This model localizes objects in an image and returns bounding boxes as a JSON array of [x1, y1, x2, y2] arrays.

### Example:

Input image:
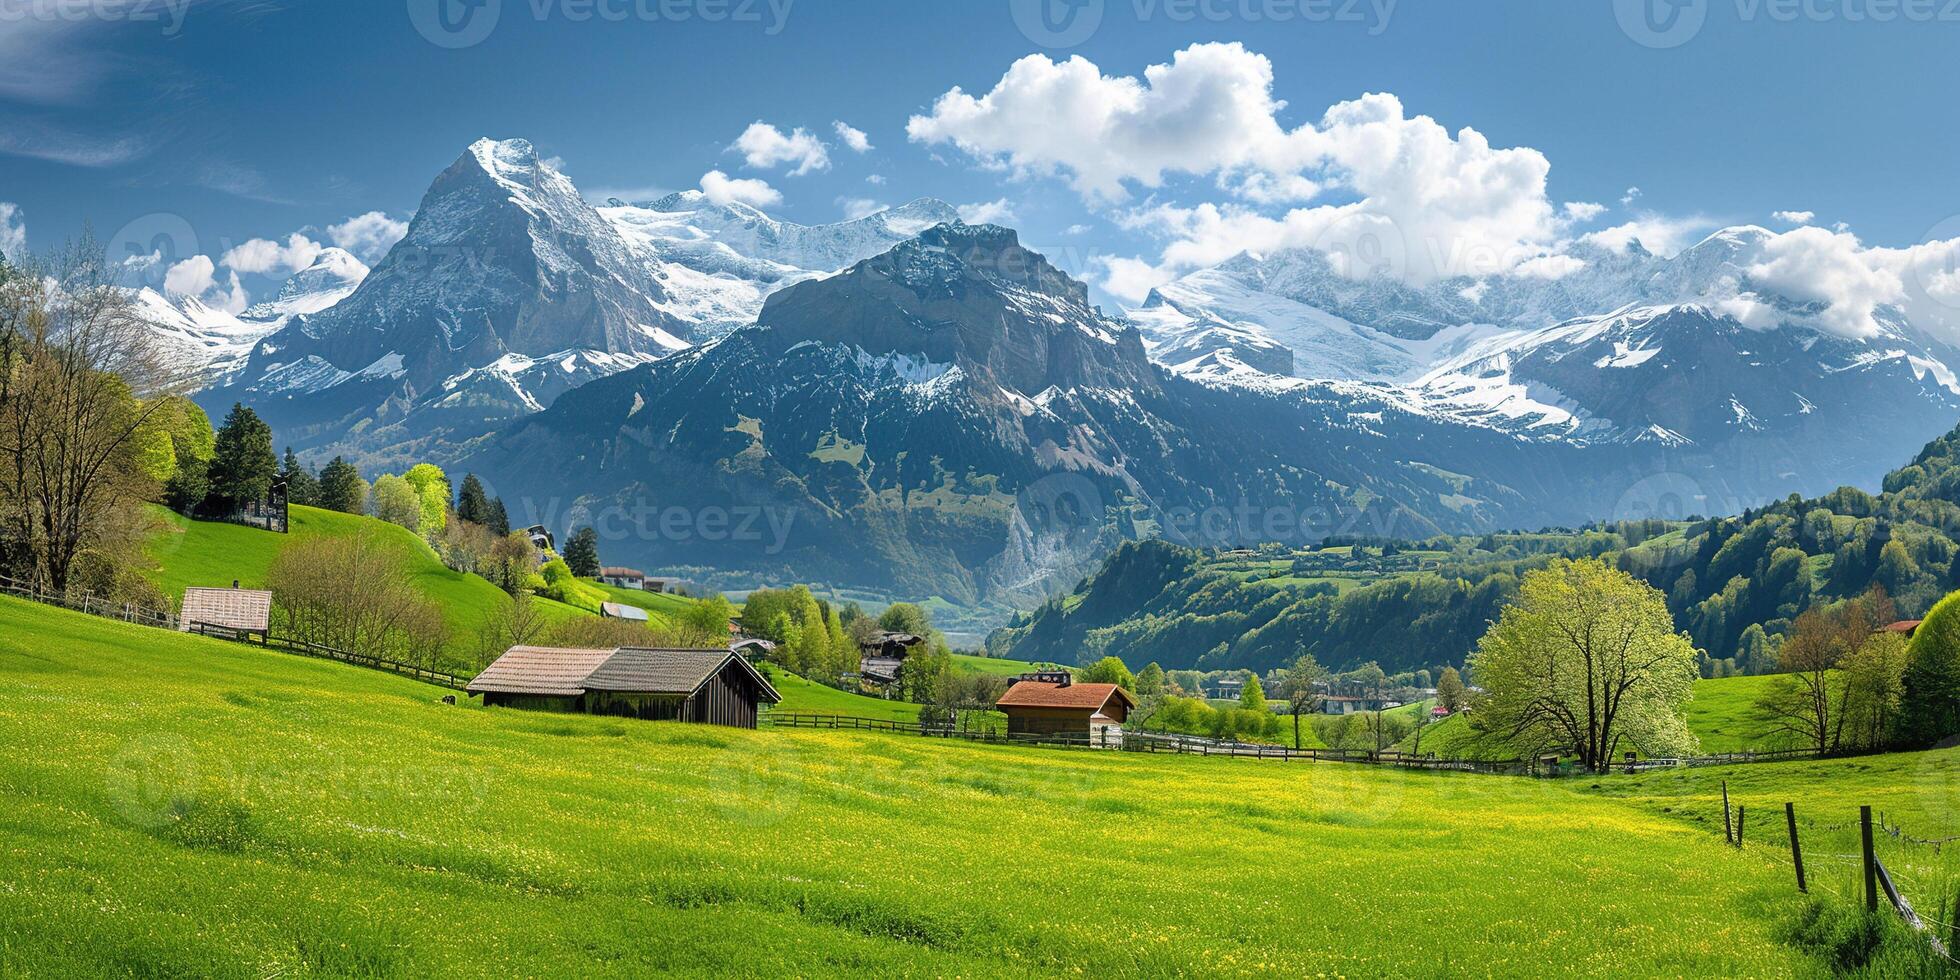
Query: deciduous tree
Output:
[[1470, 558, 1699, 772]]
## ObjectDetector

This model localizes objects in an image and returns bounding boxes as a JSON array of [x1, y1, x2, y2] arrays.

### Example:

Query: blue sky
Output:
[[3, 0, 1957, 310]]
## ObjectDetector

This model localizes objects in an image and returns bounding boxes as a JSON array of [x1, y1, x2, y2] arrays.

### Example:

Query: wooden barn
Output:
[[179, 585, 273, 643], [468, 645, 781, 728], [995, 671, 1136, 744]]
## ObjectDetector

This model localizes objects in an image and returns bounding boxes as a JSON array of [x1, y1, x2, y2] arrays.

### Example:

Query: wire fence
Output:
[[1719, 783, 1959, 967]]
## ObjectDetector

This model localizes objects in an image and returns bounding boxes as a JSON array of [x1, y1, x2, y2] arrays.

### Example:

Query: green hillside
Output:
[[0, 595, 1908, 976], [144, 505, 590, 658], [1401, 674, 1813, 758], [761, 665, 923, 723], [585, 579, 699, 621], [949, 652, 1044, 677]]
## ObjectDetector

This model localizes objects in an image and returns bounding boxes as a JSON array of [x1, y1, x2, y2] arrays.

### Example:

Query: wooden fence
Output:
[[1, 573, 468, 691]]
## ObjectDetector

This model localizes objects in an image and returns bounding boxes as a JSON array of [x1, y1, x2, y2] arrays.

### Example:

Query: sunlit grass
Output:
[[0, 596, 1878, 976]]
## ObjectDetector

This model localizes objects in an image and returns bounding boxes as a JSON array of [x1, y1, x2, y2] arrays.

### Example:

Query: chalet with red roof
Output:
[[995, 670, 1136, 744]]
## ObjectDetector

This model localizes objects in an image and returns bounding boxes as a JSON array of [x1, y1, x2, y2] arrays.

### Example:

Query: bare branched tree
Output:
[[0, 238, 193, 589]]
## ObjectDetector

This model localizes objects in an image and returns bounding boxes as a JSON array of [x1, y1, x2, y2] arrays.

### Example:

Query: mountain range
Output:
[[137, 138, 1960, 616]]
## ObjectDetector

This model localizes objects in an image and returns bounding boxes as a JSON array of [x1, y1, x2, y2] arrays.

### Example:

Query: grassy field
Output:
[[761, 665, 923, 723], [949, 653, 1044, 677], [144, 506, 589, 659], [0, 595, 1919, 976]]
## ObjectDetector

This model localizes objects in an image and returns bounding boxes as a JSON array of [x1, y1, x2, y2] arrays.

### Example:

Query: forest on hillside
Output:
[[989, 424, 1960, 677]]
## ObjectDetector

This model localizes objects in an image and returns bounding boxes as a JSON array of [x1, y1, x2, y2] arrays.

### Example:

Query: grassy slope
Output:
[[1404, 675, 1793, 758], [584, 580, 699, 622], [761, 665, 923, 723], [145, 506, 588, 658], [949, 653, 1043, 677], [0, 597, 1833, 976]]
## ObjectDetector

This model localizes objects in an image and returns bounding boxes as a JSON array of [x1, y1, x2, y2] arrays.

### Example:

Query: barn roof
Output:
[[600, 567, 646, 578], [1882, 619, 1923, 635], [995, 681, 1134, 713], [467, 645, 781, 703], [179, 587, 273, 633], [467, 646, 616, 696]]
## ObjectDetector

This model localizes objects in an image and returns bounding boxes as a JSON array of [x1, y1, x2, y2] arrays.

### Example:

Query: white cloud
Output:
[[0, 203, 24, 262], [1580, 213, 1717, 258], [909, 43, 1321, 204], [1063, 223, 1092, 236], [1513, 254, 1588, 279], [1772, 209, 1815, 226], [837, 197, 885, 220], [833, 121, 873, 153], [161, 255, 249, 313], [326, 212, 409, 264], [221, 232, 323, 276], [733, 122, 830, 176], [1620, 186, 1641, 206], [914, 45, 1564, 296], [699, 170, 782, 208], [1562, 201, 1607, 223], [1745, 226, 1900, 338], [865, 174, 887, 186], [957, 199, 1017, 225]]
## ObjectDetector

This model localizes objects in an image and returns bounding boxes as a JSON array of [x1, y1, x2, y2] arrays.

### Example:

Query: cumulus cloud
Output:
[[733, 122, 830, 176], [699, 170, 782, 208], [1772, 209, 1815, 226], [222, 232, 323, 276], [1562, 201, 1607, 223], [1580, 213, 1717, 258], [1513, 254, 1588, 279], [162, 255, 249, 313], [326, 211, 409, 264], [913, 44, 1564, 298], [0, 203, 24, 262], [833, 121, 873, 153], [837, 197, 885, 220], [1745, 227, 1902, 337], [957, 199, 1017, 225], [1620, 186, 1641, 206], [909, 43, 1321, 204]]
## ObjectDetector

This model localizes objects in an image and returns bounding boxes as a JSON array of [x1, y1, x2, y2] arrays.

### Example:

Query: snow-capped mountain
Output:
[[1130, 226, 1960, 502], [134, 246, 367, 386], [467, 223, 1624, 606], [201, 138, 962, 470]]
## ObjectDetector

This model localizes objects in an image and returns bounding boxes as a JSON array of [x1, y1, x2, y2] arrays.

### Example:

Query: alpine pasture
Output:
[[0, 596, 1866, 977]]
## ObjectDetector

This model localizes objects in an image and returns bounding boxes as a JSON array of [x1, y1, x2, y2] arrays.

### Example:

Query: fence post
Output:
[[1861, 805, 1878, 912], [1735, 805, 1745, 848], [1722, 780, 1733, 845], [1786, 802, 1806, 893]]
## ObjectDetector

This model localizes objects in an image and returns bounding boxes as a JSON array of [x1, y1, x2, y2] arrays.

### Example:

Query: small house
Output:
[[995, 671, 1136, 744], [1882, 620, 1923, 638], [599, 567, 647, 590], [179, 585, 273, 643], [858, 631, 926, 686], [468, 645, 781, 728], [642, 576, 693, 595], [599, 602, 650, 622], [1212, 674, 1246, 700]]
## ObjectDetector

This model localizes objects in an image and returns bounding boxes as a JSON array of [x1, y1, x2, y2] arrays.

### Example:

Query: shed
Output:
[[600, 602, 650, 622], [599, 567, 647, 589], [179, 586, 273, 642], [1882, 620, 1923, 638], [996, 673, 1135, 744], [468, 645, 781, 728]]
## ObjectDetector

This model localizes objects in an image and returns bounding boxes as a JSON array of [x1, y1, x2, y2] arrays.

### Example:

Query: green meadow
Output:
[[143, 506, 591, 657], [4, 596, 1941, 977], [1404, 673, 1799, 758]]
